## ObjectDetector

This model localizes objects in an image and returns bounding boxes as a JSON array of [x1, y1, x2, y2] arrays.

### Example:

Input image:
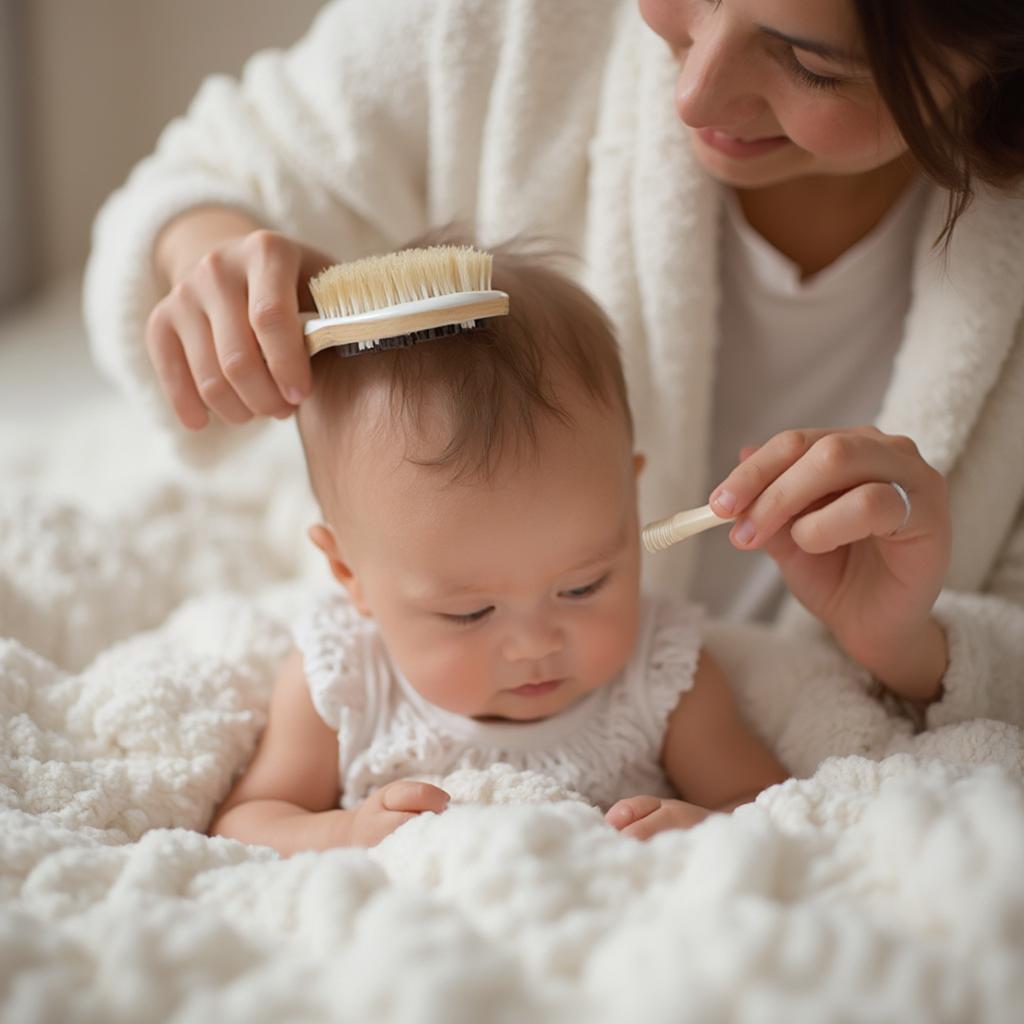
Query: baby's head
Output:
[[297, 248, 643, 722]]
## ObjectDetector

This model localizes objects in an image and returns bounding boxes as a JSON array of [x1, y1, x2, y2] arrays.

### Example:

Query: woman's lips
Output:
[[695, 128, 790, 159], [507, 680, 563, 698]]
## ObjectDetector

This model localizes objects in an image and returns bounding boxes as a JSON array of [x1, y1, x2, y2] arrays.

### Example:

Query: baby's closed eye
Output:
[[442, 606, 495, 626], [562, 572, 610, 599], [439, 572, 612, 626]]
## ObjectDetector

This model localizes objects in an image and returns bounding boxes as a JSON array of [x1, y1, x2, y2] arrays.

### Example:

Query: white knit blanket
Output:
[[3, 404, 1024, 1023]]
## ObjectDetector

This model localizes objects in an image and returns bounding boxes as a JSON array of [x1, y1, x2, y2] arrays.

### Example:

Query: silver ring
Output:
[[889, 481, 911, 536]]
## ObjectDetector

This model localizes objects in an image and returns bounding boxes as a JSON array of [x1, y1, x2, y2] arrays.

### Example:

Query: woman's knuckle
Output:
[[891, 433, 919, 456], [777, 429, 808, 461], [196, 250, 227, 284], [221, 348, 258, 380], [245, 229, 280, 258], [197, 376, 229, 403], [814, 434, 850, 472], [167, 280, 194, 306], [250, 300, 290, 333]]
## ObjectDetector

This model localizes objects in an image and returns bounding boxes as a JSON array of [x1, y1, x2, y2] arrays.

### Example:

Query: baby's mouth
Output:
[[506, 679, 564, 698]]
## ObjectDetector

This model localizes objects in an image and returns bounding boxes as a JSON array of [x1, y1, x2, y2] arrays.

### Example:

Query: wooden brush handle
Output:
[[300, 293, 509, 356]]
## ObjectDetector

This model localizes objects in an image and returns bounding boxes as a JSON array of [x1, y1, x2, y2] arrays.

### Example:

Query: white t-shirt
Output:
[[293, 590, 703, 811], [691, 181, 931, 623]]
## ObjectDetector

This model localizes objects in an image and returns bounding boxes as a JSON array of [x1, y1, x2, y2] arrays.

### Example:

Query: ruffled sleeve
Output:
[[633, 596, 704, 747], [292, 590, 377, 767]]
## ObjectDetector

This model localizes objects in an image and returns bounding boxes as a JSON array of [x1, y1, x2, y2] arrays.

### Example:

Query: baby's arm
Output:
[[208, 649, 449, 855], [606, 649, 788, 840]]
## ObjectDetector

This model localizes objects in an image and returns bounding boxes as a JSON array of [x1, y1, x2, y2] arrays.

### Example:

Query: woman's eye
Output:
[[442, 606, 494, 626], [785, 50, 842, 92], [562, 573, 610, 599]]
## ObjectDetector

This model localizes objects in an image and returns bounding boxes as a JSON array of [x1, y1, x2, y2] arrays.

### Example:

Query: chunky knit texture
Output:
[[3, 396, 1024, 1020]]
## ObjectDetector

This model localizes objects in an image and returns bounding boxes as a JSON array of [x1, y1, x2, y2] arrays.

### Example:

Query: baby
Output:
[[208, 250, 788, 854]]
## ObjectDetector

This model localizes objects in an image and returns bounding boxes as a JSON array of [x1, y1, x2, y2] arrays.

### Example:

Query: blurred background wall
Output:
[[1, 0, 325, 310], [0, 0, 32, 307]]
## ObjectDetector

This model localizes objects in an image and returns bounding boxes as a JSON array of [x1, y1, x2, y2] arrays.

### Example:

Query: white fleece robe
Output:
[[83, 0, 1024, 733]]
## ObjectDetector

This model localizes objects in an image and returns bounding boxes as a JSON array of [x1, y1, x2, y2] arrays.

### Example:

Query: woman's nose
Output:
[[502, 618, 564, 663], [674, 18, 763, 130]]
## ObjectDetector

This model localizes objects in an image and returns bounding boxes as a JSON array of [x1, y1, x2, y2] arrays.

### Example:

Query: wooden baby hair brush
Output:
[[642, 504, 734, 553], [303, 245, 510, 357]]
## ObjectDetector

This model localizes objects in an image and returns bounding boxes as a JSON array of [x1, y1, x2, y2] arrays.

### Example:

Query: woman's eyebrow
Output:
[[757, 24, 867, 66]]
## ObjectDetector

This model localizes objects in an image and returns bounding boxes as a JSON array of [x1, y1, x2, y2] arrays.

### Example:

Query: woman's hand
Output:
[[605, 795, 712, 840], [147, 208, 334, 430], [709, 426, 952, 701]]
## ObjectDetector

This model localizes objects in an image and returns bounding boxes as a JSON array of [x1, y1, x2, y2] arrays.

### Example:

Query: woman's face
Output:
[[638, 0, 910, 188]]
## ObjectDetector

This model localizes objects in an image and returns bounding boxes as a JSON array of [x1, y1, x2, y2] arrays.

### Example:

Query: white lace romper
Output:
[[293, 592, 704, 810]]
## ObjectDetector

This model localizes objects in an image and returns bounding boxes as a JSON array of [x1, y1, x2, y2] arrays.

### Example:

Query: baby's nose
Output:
[[503, 620, 564, 663]]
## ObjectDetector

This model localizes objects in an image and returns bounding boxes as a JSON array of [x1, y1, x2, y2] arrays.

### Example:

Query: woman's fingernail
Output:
[[733, 519, 756, 546], [286, 387, 304, 405], [714, 489, 737, 514]]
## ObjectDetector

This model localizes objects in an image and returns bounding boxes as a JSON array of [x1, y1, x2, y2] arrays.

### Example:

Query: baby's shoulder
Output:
[[623, 594, 704, 729], [296, 585, 378, 640], [291, 589, 384, 730], [640, 594, 704, 667]]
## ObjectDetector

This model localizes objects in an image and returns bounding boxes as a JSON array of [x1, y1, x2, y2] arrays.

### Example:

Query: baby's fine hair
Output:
[[297, 237, 633, 504]]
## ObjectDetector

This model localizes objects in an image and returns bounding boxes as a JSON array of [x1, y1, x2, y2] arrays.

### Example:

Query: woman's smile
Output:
[[694, 128, 791, 159]]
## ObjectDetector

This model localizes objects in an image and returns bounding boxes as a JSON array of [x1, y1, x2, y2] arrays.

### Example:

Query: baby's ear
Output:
[[307, 523, 373, 617]]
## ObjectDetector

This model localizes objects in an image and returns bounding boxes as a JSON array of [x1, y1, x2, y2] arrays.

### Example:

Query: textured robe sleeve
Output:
[[82, 0, 439, 465], [926, 507, 1024, 730]]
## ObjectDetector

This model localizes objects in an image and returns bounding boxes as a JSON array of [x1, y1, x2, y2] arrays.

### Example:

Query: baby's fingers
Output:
[[620, 807, 679, 841], [379, 780, 451, 814], [605, 795, 662, 831]]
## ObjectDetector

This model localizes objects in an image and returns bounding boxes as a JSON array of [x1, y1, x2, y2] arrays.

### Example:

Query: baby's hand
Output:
[[346, 780, 451, 847], [604, 795, 711, 840], [148, 212, 333, 430]]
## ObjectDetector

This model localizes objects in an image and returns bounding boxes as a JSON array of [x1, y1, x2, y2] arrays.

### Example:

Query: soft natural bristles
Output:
[[309, 245, 494, 320], [325, 323, 472, 358]]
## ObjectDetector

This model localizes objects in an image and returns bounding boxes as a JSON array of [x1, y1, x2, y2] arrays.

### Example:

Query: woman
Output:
[[84, 0, 1024, 726]]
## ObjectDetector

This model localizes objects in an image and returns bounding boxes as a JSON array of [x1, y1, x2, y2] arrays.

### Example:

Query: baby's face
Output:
[[328, 387, 642, 722]]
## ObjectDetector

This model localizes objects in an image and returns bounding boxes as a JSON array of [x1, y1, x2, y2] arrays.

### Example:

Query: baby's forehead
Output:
[[355, 425, 636, 594], [325, 354, 625, 471]]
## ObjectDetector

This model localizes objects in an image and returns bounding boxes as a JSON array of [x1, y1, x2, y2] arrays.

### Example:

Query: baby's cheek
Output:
[[401, 636, 488, 715], [578, 607, 639, 686]]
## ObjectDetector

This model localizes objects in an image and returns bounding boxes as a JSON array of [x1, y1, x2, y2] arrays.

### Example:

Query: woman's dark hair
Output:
[[855, 0, 1024, 244]]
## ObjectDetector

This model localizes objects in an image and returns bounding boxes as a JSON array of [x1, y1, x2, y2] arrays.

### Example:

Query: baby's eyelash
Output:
[[784, 49, 842, 92], [443, 606, 494, 626], [440, 573, 611, 626], [561, 573, 611, 599]]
